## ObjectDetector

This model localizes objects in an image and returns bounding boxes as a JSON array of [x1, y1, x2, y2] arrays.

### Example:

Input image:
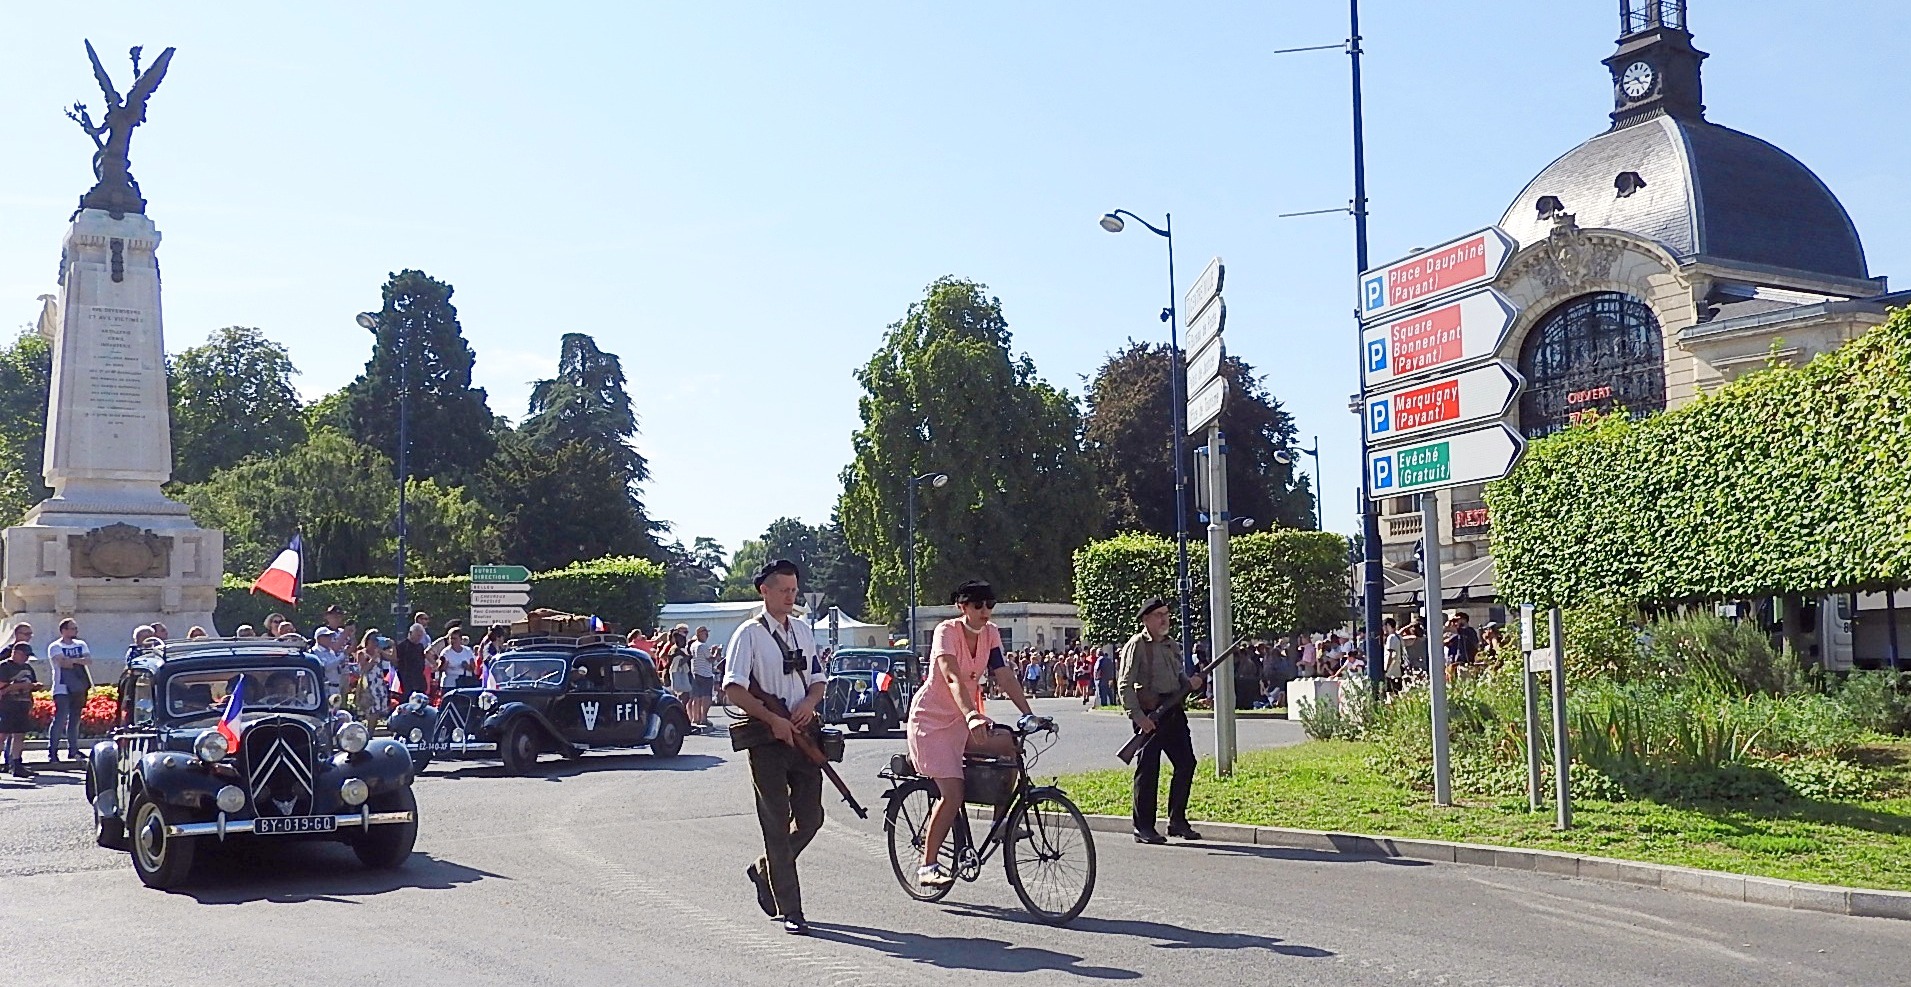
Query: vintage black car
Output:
[[388, 636, 691, 774], [820, 647, 917, 735], [85, 639, 419, 890]]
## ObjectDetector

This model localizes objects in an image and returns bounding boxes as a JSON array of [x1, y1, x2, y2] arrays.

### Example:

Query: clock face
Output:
[[1621, 61, 1655, 99]]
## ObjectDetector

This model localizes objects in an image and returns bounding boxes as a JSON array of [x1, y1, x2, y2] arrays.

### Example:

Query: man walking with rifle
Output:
[[1119, 598, 1205, 845], [724, 559, 828, 935]]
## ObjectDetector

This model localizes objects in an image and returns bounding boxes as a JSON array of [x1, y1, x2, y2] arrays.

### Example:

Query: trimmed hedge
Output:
[[215, 556, 665, 635], [1487, 307, 1911, 608], [1073, 530, 1347, 645]]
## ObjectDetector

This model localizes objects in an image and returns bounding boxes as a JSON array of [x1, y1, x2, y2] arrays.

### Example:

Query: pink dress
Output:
[[906, 618, 1002, 779]]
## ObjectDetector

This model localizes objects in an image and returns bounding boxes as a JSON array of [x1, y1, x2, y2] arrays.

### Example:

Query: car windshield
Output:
[[488, 656, 567, 689], [831, 656, 891, 675], [166, 667, 321, 718]]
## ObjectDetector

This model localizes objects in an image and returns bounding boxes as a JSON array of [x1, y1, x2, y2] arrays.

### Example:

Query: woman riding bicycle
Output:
[[905, 580, 1039, 889]]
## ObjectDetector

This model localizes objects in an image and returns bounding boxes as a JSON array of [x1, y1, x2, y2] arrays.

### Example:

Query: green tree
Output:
[[720, 538, 769, 601], [1082, 341, 1315, 537], [523, 333, 648, 486], [344, 270, 497, 486], [840, 277, 1099, 622], [812, 515, 871, 618], [658, 536, 725, 603], [0, 330, 51, 524], [168, 326, 308, 484], [480, 433, 651, 572]]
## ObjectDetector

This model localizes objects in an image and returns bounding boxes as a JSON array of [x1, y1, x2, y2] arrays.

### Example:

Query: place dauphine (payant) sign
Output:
[[470, 564, 532, 626], [1358, 227, 1516, 324], [1359, 227, 1527, 499], [1365, 422, 1525, 496]]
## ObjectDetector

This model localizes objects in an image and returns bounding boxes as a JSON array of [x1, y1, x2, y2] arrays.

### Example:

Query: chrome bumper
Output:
[[166, 808, 415, 839]]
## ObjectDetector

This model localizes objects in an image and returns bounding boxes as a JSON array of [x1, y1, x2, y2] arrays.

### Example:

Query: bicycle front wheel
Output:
[[884, 780, 956, 902], [1004, 790, 1096, 924]]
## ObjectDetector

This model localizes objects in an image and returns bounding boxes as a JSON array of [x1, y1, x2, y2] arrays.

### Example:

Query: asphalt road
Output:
[[0, 698, 1902, 986]]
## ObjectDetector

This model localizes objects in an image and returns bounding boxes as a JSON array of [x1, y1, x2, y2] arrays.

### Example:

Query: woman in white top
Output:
[[437, 627, 479, 690]]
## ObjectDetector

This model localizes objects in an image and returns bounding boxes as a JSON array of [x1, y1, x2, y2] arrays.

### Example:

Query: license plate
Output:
[[254, 815, 337, 835]]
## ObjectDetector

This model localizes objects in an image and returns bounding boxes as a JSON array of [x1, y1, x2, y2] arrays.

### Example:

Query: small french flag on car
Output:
[[588, 615, 608, 633], [217, 676, 245, 748]]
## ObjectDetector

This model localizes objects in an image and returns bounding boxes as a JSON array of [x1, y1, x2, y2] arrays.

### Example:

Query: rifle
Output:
[[746, 681, 869, 819], [1115, 638, 1250, 764]]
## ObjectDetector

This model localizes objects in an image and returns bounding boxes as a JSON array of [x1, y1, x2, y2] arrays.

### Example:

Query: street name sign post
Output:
[[1364, 361, 1523, 445], [1184, 296, 1226, 356], [1359, 227, 1516, 324], [1187, 366, 1228, 434], [1361, 288, 1518, 389], [1185, 256, 1224, 323], [1186, 338, 1223, 396], [471, 564, 532, 628], [1182, 255, 1237, 775]]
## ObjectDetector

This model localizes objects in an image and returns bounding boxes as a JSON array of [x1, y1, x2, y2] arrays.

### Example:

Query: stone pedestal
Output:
[[1286, 677, 1341, 721], [2, 209, 223, 682]]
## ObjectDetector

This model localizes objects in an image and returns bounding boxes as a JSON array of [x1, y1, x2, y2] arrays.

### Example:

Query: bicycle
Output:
[[879, 716, 1097, 925]]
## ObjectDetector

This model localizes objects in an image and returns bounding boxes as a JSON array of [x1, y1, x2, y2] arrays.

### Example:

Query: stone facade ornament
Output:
[[1507, 214, 1626, 292], [68, 523, 172, 578]]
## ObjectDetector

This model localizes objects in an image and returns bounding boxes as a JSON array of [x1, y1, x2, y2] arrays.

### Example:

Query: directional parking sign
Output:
[[1365, 361, 1523, 445], [1360, 228, 1516, 324], [1366, 422, 1524, 499], [1361, 288, 1518, 389]]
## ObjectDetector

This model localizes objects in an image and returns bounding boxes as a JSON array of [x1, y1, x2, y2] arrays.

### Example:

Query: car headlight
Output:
[[451, 728, 466, 743], [409, 727, 425, 743], [340, 777, 369, 806], [194, 729, 230, 763], [477, 691, 498, 711], [337, 721, 370, 754], [215, 785, 246, 813]]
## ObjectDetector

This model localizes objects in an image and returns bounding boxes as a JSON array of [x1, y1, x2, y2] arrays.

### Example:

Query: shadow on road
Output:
[[946, 904, 1335, 958], [179, 847, 502, 905], [1186, 841, 1432, 867], [806, 922, 1140, 979], [426, 752, 725, 782]]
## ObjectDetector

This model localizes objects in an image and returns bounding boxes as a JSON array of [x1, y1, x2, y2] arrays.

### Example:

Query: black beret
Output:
[[1137, 597, 1170, 622], [753, 558, 801, 588]]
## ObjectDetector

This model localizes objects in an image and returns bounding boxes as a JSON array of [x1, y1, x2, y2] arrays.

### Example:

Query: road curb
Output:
[[1078, 813, 1911, 922]]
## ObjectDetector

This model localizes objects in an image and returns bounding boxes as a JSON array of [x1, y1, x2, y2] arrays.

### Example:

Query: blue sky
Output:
[[2, 2, 1905, 568]]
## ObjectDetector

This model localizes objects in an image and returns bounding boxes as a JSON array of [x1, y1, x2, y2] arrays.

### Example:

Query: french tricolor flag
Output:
[[250, 534, 302, 605], [385, 665, 401, 695], [217, 676, 245, 748]]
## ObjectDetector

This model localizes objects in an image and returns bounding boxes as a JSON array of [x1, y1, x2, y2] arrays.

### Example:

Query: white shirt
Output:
[[689, 639, 714, 678], [48, 639, 89, 695], [440, 646, 477, 683], [722, 612, 819, 710]]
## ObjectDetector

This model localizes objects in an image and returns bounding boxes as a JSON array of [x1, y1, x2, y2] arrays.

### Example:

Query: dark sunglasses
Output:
[[961, 599, 997, 610]]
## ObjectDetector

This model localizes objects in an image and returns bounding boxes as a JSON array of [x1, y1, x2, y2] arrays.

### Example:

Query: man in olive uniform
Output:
[[1119, 598, 1204, 844]]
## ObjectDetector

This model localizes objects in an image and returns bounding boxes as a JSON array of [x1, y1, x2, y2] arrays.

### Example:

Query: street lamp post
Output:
[[906, 471, 949, 660], [1101, 208, 1194, 662], [358, 311, 410, 622], [1275, 435, 1323, 529]]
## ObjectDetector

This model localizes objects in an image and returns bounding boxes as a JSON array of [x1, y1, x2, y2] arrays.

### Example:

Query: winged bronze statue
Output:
[[66, 40, 175, 216]]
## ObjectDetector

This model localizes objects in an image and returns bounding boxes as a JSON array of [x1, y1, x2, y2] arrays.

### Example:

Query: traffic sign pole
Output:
[[1207, 425, 1235, 777], [1422, 494, 1451, 805]]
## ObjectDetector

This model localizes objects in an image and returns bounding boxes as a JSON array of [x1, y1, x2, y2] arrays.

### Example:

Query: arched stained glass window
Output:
[[1517, 292, 1666, 438]]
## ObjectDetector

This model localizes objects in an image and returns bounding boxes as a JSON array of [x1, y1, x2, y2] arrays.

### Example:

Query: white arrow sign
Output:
[[1184, 296, 1226, 356], [1366, 422, 1525, 499], [1185, 338, 1223, 397], [1184, 256, 1224, 324], [1365, 361, 1523, 446], [1187, 375, 1227, 434], [470, 607, 530, 625], [465, 582, 529, 594], [1361, 288, 1519, 389], [1360, 227, 1517, 324], [469, 591, 532, 607]]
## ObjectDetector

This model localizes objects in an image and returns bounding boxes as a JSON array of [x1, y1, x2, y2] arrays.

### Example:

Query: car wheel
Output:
[[650, 711, 687, 758], [351, 787, 418, 870], [501, 719, 542, 775], [129, 794, 196, 889], [874, 701, 898, 737]]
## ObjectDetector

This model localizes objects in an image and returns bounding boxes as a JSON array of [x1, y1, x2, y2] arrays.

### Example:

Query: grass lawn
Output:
[[1057, 739, 1911, 891]]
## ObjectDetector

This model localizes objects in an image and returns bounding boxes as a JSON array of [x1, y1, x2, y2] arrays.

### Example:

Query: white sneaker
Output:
[[917, 864, 954, 888]]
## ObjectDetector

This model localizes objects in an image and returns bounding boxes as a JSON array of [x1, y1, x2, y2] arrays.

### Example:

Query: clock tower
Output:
[[1603, 0, 1707, 127]]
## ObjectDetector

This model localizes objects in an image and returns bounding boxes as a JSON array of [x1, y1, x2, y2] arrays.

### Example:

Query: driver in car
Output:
[[261, 671, 302, 705]]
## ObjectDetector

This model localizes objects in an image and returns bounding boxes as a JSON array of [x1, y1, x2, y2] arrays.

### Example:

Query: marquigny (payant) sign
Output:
[[1364, 361, 1522, 446], [1359, 227, 1516, 325]]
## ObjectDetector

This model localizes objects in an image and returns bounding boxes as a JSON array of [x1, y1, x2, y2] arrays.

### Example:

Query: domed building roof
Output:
[[1498, 114, 1869, 283]]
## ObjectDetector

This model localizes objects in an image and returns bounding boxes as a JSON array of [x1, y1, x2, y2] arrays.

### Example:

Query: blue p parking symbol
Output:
[[1367, 337, 1388, 373], [1369, 398, 1390, 435], [1363, 275, 1385, 313], [1372, 455, 1394, 489]]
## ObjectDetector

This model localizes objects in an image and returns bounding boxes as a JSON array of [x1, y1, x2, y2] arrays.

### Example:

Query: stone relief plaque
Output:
[[68, 522, 171, 578]]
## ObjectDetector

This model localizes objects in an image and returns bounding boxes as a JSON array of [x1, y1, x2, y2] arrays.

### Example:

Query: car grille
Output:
[[242, 717, 316, 817], [824, 678, 855, 719]]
